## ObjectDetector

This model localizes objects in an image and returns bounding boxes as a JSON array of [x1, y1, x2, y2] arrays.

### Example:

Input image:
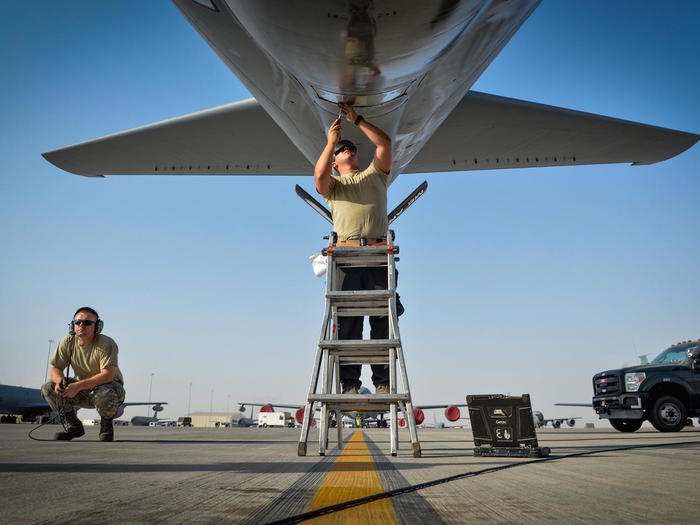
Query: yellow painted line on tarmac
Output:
[[306, 430, 397, 524]]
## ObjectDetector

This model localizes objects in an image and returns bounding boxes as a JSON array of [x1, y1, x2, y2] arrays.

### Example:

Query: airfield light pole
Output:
[[187, 381, 192, 416], [147, 373, 154, 416], [209, 388, 213, 428], [44, 339, 55, 383]]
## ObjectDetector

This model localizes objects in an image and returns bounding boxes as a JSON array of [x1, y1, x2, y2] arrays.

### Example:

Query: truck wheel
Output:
[[649, 395, 687, 432], [609, 419, 643, 433]]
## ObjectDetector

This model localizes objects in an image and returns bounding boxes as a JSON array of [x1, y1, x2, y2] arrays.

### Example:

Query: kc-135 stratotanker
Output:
[[42, 1, 697, 178]]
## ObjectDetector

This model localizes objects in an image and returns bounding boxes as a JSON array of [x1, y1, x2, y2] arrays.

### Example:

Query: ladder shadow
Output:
[[0, 460, 486, 474]]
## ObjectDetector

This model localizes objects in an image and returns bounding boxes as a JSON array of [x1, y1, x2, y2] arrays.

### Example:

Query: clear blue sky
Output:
[[1, 1, 698, 423]]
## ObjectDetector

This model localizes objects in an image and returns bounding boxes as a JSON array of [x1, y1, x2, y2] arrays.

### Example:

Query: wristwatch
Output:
[[354, 115, 364, 126]]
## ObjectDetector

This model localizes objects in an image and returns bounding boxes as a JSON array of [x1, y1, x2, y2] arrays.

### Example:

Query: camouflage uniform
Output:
[[41, 378, 125, 419]]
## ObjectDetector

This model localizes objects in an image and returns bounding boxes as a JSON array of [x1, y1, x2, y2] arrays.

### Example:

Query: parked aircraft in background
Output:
[[129, 403, 169, 426], [0, 385, 51, 423], [532, 411, 581, 429], [408, 404, 578, 429], [0, 383, 166, 425], [239, 395, 471, 428], [238, 397, 576, 429]]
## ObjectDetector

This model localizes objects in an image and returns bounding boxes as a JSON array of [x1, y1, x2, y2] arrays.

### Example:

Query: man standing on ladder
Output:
[[314, 102, 403, 396]]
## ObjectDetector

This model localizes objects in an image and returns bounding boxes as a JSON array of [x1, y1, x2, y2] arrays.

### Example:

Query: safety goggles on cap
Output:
[[334, 139, 356, 156]]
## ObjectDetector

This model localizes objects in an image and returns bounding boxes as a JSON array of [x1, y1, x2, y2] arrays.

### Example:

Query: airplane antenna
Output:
[[44, 339, 56, 384], [295, 185, 332, 224], [146, 373, 154, 416], [187, 381, 192, 416], [387, 181, 428, 224]]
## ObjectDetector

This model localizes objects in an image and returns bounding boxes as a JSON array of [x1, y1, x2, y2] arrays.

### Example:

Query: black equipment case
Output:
[[466, 394, 550, 457]]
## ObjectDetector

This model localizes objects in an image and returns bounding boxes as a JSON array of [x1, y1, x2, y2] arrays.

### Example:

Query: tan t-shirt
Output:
[[322, 160, 389, 242], [51, 334, 124, 384]]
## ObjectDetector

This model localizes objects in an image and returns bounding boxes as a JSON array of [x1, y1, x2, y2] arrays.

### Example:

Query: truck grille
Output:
[[594, 374, 620, 396]]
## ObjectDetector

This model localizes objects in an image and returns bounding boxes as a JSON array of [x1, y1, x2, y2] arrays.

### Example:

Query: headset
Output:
[[68, 306, 103, 336]]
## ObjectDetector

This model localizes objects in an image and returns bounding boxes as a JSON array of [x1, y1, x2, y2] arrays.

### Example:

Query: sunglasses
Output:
[[334, 146, 356, 155], [73, 319, 96, 326]]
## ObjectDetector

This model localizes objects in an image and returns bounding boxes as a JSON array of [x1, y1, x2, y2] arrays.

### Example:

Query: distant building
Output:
[[189, 411, 234, 428]]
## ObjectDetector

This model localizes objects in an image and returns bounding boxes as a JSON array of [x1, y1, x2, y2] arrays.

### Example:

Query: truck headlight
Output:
[[625, 372, 646, 392]]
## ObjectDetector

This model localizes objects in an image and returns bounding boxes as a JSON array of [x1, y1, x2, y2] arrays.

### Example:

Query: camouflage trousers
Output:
[[41, 379, 125, 420]]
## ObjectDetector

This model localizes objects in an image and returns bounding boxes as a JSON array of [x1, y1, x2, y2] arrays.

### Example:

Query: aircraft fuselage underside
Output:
[[175, 0, 541, 180]]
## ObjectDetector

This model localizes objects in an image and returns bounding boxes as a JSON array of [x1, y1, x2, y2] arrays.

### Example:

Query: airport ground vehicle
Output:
[[258, 412, 294, 428], [177, 417, 192, 427], [592, 340, 700, 432]]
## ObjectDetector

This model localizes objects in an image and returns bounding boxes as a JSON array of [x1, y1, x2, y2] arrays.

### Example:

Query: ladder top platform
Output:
[[319, 339, 400, 349]]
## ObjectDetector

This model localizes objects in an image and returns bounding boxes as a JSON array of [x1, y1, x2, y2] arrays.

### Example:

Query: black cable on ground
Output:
[[28, 413, 65, 442], [264, 439, 700, 525]]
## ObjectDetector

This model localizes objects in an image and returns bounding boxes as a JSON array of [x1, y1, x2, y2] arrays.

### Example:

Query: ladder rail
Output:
[[389, 346, 398, 455], [334, 356, 342, 449], [297, 243, 335, 455]]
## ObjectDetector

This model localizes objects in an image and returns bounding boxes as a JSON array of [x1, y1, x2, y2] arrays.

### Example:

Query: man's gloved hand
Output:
[[54, 380, 65, 396], [327, 117, 341, 146], [60, 382, 81, 399], [338, 102, 358, 124]]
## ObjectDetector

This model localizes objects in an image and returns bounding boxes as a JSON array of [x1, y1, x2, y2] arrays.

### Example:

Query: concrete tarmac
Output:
[[1, 424, 698, 524]]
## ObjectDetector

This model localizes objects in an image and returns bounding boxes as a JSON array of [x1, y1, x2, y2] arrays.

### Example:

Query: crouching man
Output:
[[41, 306, 125, 441]]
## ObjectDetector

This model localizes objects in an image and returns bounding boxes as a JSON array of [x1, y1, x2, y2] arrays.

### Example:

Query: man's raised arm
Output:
[[314, 118, 342, 195], [339, 103, 391, 174]]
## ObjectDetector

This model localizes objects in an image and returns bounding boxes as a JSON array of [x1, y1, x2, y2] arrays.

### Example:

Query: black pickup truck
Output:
[[592, 340, 700, 432]]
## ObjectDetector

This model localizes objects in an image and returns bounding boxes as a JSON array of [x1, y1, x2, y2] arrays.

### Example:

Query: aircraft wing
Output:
[[404, 91, 699, 173], [415, 404, 468, 410], [121, 402, 168, 407], [42, 99, 311, 177], [238, 402, 304, 410], [42, 92, 697, 180], [17, 403, 50, 411]]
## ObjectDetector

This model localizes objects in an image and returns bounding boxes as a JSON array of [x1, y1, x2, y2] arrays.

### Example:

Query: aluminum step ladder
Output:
[[297, 228, 421, 457]]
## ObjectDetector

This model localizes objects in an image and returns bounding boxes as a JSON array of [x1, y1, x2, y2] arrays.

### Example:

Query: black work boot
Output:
[[54, 411, 85, 441], [99, 418, 114, 442]]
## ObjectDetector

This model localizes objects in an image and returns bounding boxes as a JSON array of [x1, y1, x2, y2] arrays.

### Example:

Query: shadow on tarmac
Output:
[[11, 442, 699, 474], [118, 439, 302, 445], [0, 460, 515, 474]]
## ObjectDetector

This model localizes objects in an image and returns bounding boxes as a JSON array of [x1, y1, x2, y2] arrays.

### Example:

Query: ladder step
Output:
[[337, 357, 389, 365], [324, 404, 394, 412], [330, 246, 389, 255], [327, 290, 393, 301], [308, 393, 409, 403], [320, 339, 400, 350], [335, 256, 388, 266], [337, 307, 388, 317], [331, 349, 390, 357]]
